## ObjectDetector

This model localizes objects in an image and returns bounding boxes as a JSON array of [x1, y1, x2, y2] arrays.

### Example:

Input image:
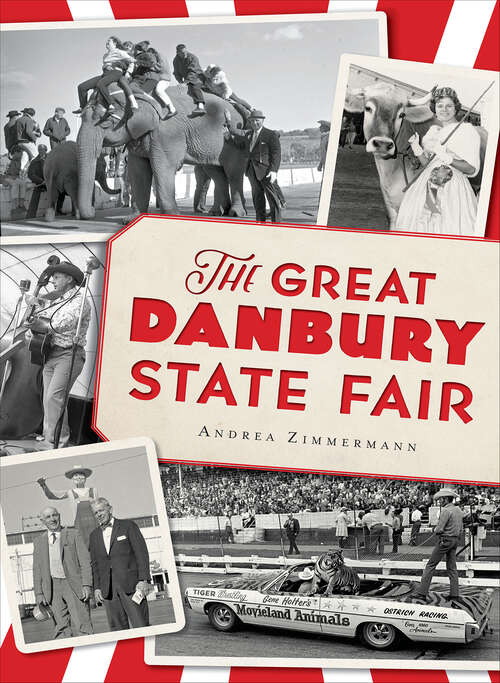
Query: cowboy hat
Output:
[[22, 107, 36, 116], [249, 109, 265, 119], [433, 488, 458, 500], [317, 119, 331, 129], [298, 567, 315, 581], [48, 261, 85, 286], [6, 110, 20, 118], [65, 464, 92, 479]]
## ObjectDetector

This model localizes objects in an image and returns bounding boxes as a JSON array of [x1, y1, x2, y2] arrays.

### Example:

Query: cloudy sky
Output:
[[0, 17, 382, 153]]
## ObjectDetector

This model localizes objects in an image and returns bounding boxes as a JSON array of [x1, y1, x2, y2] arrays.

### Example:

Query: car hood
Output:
[[204, 571, 281, 591]]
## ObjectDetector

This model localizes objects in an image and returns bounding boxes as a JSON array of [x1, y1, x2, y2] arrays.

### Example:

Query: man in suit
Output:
[[33, 506, 93, 639], [89, 497, 152, 631], [225, 109, 282, 222]]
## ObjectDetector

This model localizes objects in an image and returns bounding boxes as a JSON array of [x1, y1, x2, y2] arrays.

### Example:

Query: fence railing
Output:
[[175, 554, 499, 588]]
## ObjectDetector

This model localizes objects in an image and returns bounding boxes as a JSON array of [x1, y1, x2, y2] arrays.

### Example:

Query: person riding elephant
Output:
[[203, 64, 254, 123], [132, 41, 177, 120], [173, 44, 206, 118], [75, 85, 248, 221], [73, 36, 138, 118]]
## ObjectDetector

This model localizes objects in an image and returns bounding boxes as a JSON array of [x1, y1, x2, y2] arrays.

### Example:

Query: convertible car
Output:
[[184, 561, 493, 650]]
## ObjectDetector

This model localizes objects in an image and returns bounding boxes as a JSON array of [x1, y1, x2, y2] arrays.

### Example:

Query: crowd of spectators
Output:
[[160, 465, 499, 521]]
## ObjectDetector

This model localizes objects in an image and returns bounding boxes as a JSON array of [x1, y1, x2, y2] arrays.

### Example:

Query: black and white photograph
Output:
[[317, 54, 499, 237], [0, 241, 105, 455], [0, 438, 185, 652], [0, 13, 387, 240], [149, 463, 499, 669]]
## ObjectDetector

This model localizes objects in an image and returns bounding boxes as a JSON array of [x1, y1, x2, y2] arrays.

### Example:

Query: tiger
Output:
[[311, 549, 360, 596]]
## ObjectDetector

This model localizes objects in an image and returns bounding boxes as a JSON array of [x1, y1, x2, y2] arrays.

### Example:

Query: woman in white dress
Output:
[[37, 464, 98, 546], [395, 87, 481, 236]]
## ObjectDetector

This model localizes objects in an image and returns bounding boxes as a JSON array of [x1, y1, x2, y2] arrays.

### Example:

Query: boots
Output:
[[160, 106, 177, 121], [155, 86, 177, 120], [189, 103, 206, 118]]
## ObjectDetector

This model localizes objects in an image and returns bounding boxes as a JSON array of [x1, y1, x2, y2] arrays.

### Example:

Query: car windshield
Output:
[[267, 564, 315, 594]]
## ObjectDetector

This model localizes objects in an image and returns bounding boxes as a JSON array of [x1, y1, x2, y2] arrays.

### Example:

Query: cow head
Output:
[[345, 82, 435, 159]]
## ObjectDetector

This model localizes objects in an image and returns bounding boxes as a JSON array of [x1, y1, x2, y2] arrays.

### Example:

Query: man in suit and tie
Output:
[[89, 497, 152, 631], [32, 506, 93, 639], [225, 109, 282, 222]]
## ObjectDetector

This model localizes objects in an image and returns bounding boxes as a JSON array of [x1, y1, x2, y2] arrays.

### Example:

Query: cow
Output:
[[344, 82, 437, 228]]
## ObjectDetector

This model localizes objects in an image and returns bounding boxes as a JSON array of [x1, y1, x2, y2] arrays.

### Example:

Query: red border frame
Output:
[[92, 213, 500, 488]]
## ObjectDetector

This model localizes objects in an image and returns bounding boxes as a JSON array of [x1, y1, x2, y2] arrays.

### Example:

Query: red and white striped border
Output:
[[1, 1, 498, 681]]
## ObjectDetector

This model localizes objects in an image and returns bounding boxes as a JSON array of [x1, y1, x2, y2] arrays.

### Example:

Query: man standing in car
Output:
[[415, 489, 463, 602]]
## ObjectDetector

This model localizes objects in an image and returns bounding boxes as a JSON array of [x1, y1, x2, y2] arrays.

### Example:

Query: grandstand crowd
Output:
[[160, 465, 500, 524]]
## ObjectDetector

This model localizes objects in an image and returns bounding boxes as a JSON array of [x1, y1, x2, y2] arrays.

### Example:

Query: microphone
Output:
[[47, 255, 61, 266], [85, 256, 101, 273]]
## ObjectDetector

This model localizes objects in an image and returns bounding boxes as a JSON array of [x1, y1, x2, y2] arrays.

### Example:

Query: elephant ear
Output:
[[126, 111, 157, 140], [125, 94, 163, 140]]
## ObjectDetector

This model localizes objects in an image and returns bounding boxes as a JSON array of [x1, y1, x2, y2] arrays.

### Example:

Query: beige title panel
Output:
[[95, 217, 499, 483]]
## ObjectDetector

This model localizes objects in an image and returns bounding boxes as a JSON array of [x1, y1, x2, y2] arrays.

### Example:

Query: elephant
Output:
[[76, 84, 248, 220], [43, 140, 119, 221]]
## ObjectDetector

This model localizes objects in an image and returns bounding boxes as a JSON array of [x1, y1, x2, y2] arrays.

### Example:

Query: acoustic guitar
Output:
[[28, 317, 53, 365]]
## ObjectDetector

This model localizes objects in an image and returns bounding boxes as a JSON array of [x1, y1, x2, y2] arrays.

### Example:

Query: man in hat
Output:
[[415, 489, 464, 602], [224, 109, 282, 222], [43, 107, 71, 149], [317, 119, 330, 172], [33, 506, 93, 639], [297, 566, 315, 594], [3, 110, 23, 178], [4, 110, 21, 154], [173, 44, 206, 117], [24, 262, 91, 449], [89, 497, 153, 631], [14, 107, 41, 174]]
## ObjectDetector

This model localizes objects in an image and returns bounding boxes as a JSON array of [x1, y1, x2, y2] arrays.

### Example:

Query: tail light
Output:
[[465, 622, 479, 642]]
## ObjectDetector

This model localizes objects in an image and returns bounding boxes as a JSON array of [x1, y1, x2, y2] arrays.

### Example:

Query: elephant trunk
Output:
[[96, 167, 121, 195], [77, 120, 105, 219]]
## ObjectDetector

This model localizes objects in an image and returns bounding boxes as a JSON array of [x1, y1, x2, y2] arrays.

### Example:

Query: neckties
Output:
[[51, 532, 57, 544]]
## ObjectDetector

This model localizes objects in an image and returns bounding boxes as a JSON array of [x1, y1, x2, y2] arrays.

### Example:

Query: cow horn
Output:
[[408, 91, 433, 106], [408, 85, 438, 107]]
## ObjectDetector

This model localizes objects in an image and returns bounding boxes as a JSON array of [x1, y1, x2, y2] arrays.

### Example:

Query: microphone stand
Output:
[[53, 258, 99, 449]]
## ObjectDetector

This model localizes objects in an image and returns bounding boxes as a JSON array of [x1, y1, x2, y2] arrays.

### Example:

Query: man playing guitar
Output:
[[25, 262, 90, 450]]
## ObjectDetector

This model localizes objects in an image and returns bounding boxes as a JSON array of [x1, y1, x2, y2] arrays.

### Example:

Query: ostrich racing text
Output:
[[127, 250, 485, 423]]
